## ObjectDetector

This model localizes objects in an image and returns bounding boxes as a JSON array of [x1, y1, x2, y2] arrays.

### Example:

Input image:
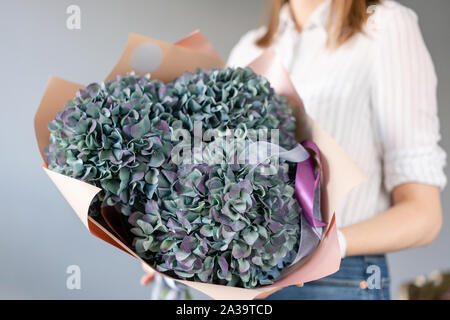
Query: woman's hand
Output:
[[341, 183, 443, 256], [140, 262, 156, 286]]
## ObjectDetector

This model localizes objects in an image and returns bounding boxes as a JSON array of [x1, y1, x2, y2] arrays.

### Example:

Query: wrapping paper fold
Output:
[[34, 31, 367, 300]]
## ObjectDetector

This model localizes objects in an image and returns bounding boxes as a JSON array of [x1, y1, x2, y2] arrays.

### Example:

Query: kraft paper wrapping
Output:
[[34, 31, 367, 300]]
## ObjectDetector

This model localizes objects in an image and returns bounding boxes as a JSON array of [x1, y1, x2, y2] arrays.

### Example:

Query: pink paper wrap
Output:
[[34, 32, 367, 300]]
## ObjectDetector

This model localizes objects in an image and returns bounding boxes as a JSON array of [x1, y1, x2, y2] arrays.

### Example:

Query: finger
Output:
[[140, 272, 156, 286]]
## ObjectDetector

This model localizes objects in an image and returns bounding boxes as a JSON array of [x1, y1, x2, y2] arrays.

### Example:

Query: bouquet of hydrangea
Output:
[[45, 68, 302, 289], [34, 32, 365, 299]]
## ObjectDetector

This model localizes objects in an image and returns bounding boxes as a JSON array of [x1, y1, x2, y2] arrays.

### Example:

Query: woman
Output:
[[142, 0, 446, 300]]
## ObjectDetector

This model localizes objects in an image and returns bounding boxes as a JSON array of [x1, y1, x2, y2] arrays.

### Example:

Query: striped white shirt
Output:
[[227, 0, 447, 227]]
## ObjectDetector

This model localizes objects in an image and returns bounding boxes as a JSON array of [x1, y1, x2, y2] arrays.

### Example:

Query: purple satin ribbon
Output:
[[295, 140, 327, 228]]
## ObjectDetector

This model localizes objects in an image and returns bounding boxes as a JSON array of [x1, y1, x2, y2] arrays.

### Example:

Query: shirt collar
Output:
[[279, 0, 331, 32]]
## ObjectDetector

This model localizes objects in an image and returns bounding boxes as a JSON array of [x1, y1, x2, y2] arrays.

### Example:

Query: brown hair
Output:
[[256, 0, 380, 48]]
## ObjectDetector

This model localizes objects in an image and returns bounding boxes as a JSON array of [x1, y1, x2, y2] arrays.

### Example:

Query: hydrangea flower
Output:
[[46, 68, 302, 288]]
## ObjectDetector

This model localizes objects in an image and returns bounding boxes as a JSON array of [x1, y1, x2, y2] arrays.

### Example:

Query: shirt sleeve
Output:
[[226, 27, 266, 68], [371, 5, 447, 192]]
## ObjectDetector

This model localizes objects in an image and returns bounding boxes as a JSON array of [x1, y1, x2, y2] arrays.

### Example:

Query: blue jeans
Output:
[[264, 255, 390, 300]]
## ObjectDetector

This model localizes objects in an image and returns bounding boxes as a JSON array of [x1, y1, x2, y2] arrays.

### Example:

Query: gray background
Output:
[[0, 0, 448, 299]]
